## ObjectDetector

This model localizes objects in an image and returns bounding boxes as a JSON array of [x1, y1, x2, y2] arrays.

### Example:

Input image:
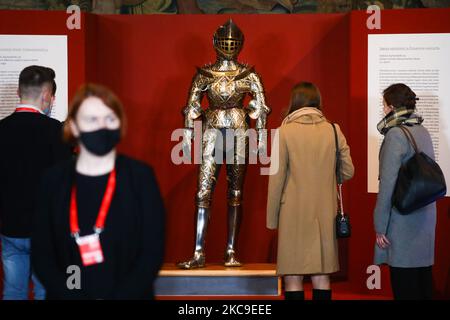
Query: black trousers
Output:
[[389, 266, 433, 300]]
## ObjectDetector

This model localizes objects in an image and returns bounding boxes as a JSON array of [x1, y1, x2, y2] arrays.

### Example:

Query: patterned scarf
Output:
[[377, 107, 424, 135]]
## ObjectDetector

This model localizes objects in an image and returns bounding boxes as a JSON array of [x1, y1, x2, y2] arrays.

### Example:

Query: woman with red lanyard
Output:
[[31, 84, 165, 300]]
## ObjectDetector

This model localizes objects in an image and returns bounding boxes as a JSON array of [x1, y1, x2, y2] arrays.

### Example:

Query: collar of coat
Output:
[[282, 107, 325, 125]]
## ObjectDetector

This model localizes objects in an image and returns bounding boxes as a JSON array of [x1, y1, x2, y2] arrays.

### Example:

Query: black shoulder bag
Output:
[[392, 126, 446, 214], [331, 123, 351, 238]]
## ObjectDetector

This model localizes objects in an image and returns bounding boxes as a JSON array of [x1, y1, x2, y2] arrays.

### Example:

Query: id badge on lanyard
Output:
[[75, 233, 104, 266], [70, 169, 116, 267]]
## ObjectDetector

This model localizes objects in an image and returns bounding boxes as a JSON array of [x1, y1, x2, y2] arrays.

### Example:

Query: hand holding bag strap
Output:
[[331, 123, 344, 216]]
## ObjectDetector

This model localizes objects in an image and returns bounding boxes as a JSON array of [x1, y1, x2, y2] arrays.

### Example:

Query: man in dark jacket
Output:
[[0, 65, 71, 300]]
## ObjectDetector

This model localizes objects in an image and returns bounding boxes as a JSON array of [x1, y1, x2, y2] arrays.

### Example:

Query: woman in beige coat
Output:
[[267, 82, 354, 300]]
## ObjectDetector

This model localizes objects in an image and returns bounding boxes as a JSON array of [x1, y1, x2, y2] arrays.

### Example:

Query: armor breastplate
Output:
[[199, 67, 253, 110], [199, 66, 254, 129], [183, 59, 269, 131]]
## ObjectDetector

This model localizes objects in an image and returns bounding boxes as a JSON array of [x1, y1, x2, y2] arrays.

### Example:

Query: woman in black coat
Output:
[[31, 84, 165, 300]]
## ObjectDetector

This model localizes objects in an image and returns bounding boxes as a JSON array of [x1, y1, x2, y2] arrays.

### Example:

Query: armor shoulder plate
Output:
[[197, 66, 215, 79], [235, 66, 255, 81]]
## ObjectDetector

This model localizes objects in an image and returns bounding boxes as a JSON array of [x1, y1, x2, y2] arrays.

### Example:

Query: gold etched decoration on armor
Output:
[[178, 19, 270, 269]]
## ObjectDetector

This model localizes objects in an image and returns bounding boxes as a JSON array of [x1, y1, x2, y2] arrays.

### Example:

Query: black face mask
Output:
[[79, 128, 121, 156]]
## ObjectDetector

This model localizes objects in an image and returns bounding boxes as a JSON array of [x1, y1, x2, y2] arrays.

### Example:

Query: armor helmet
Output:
[[213, 19, 244, 60]]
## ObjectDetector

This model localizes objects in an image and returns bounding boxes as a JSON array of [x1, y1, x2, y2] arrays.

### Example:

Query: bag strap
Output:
[[398, 125, 419, 154], [331, 123, 344, 216], [331, 123, 343, 184]]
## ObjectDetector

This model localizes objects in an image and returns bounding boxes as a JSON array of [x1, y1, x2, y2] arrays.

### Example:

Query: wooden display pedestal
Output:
[[155, 263, 281, 299]]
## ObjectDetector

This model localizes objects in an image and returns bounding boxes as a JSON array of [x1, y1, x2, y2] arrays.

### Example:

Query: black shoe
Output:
[[312, 289, 331, 300], [284, 291, 305, 300]]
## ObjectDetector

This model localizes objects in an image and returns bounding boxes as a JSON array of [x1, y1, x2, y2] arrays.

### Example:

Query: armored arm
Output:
[[247, 71, 270, 154], [183, 70, 207, 128], [182, 70, 208, 156]]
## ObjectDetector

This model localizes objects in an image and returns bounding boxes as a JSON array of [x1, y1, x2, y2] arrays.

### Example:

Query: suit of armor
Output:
[[177, 20, 270, 269]]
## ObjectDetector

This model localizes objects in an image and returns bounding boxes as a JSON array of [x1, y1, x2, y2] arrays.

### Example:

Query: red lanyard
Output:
[[70, 169, 117, 238], [15, 107, 41, 113]]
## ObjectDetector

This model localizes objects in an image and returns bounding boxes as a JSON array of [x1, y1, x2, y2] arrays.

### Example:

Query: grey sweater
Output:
[[373, 124, 436, 268]]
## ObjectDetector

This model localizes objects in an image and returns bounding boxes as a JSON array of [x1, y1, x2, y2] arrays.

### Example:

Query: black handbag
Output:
[[331, 123, 351, 238], [392, 126, 446, 214]]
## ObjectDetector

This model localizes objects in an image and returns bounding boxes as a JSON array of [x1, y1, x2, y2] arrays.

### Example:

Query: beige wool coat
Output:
[[267, 110, 354, 275]]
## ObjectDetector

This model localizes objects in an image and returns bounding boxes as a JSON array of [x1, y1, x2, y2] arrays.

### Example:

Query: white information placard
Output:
[[368, 33, 450, 196], [0, 35, 68, 122]]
